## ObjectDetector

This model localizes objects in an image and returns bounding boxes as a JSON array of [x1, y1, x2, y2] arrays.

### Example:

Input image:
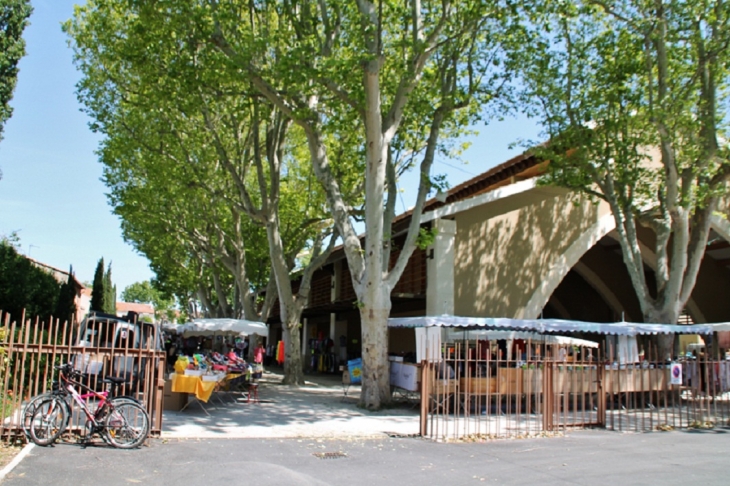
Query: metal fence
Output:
[[0, 311, 166, 443], [419, 338, 730, 440]]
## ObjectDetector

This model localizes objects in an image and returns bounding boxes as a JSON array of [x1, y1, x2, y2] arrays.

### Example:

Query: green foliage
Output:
[[0, 238, 61, 323], [513, 0, 730, 322], [0, 0, 31, 143], [103, 262, 115, 314], [122, 280, 176, 321], [415, 227, 438, 251], [90, 258, 104, 312], [121, 280, 156, 304], [64, 0, 338, 319], [54, 266, 77, 325]]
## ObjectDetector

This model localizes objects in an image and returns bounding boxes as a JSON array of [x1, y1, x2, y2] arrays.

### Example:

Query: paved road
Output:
[[3, 429, 728, 486]]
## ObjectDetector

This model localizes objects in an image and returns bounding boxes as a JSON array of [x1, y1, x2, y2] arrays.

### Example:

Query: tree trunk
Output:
[[644, 308, 680, 362], [281, 311, 304, 385], [358, 286, 392, 409]]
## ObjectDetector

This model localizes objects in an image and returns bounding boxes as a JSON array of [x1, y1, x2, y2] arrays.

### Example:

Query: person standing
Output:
[[253, 341, 265, 379]]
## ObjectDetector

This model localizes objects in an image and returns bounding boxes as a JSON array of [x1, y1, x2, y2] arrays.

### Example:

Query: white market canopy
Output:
[[161, 321, 181, 333], [443, 329, 599, 348], [388, 315, 716, 336], [179, 318, 269, 339]]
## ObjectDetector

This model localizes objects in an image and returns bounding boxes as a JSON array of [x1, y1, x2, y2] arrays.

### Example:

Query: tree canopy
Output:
[[0, 0, 31, 146], [122, 280, 176, 321], [0, 236, 61, 323], [90, 257, 115, 314], [516, 0, 730, 354], [66, 0, 521, 404]]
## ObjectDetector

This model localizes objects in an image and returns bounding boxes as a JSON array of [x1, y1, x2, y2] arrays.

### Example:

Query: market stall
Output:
[[388, 316, 716, 413], [161, 319, 268, 412]]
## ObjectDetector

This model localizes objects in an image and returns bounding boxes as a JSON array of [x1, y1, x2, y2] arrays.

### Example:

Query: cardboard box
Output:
[[162, 379, 187, 411]]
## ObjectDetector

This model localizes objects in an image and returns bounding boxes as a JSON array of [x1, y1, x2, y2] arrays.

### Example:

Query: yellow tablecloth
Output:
[[171, 374, 217, 403]]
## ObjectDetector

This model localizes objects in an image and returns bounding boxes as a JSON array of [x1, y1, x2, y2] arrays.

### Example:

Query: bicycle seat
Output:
[[103, 376, 128, 385]]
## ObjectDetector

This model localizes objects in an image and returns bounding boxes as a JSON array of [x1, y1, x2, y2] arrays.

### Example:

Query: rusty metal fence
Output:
[[1, 312, 166, 443], [419, 339, 730, 440]]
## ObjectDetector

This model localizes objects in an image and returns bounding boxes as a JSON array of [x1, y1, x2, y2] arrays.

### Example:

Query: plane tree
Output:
[[66, 2, 345, 383], [515, 0, 730, 357]]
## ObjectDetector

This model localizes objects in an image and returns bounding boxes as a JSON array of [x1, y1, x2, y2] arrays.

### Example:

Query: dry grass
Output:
[[0, 443, 22, 470]]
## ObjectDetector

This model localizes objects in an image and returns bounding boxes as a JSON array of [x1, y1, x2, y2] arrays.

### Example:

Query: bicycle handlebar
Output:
[[55, 363, 85, 380]]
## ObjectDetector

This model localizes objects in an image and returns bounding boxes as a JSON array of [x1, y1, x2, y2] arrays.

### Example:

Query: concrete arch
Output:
[[711, 214, 730, 246], [521, 213, 616, 318], [522, 212, 719, 322]]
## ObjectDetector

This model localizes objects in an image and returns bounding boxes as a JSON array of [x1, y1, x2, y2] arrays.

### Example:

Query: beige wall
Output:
[[453, 186, 612, 318]]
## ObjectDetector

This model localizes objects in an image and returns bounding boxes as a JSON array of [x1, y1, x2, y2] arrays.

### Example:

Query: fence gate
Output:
[[1, 313, 166, 443], [542, 359, 604, 432]]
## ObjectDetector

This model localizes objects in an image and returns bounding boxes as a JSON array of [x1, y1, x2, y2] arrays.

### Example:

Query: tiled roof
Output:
[[116, 302, 155, 314], [26, 257, 85, 291]]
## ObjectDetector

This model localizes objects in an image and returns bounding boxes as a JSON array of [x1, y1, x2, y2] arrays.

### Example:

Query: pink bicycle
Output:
[[28, 364, 150, 449]]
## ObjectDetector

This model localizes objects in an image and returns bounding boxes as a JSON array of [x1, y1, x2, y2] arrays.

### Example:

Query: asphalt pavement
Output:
[[3, 429, 730, 485], [2, 369, 729, 485]]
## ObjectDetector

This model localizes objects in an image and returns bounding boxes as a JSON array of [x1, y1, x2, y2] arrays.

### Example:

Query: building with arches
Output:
[[267, 150, 730, 365]]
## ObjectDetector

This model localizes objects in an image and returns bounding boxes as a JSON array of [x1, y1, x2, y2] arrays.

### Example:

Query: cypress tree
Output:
[[55, 265, 77, 325], [103, 262, 116, 314], [90, 258, 105, 312]]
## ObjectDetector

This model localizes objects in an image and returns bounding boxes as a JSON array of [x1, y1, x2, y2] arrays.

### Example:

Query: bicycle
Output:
[[21, 364, 142, 440], [28, 363, 150, 449]]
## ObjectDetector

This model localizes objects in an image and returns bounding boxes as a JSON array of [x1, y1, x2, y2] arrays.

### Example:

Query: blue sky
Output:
[[0, 0, 542, 293]]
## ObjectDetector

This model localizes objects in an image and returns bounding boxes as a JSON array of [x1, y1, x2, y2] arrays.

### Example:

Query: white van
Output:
[[75, 312, 162, 389]]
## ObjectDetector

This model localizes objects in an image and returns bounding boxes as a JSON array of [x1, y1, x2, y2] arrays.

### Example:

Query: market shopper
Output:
[[253, 341, 265, 379]]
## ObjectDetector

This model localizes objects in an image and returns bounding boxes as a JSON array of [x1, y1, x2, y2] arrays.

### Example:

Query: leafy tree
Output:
[[201, 0, 517, 407], [0, 236, 60, 323], [90, 257, 105, 312], [67, 1, 518, 403], [121, 281, 157, 305], [516, 1, 730, 357], [122, 280, 176, 321], [0, 0, 31, 145], [66, 3, 339, 384]]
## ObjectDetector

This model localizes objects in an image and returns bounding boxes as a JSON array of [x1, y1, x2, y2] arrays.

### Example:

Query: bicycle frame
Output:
[[60, 371, 110, 426]]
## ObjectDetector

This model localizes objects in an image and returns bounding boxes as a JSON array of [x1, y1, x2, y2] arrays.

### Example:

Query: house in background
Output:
[[27, 258, 90, 324], [116, 301, 155, 323]]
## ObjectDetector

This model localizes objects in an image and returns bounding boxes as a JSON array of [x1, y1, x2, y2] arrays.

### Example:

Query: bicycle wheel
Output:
[[103, 401, 150, 449], [28, 398, 68, 446], [22, 392, 54, 438]]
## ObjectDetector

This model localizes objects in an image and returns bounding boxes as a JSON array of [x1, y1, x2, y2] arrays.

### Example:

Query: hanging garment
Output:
[[277, 340, 285, 364]]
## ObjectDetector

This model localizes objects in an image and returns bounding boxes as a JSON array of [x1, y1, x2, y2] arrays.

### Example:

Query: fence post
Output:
[[543, 362, 553, 431], [419, 360, 430, 437], [597, 364, 606, 427]]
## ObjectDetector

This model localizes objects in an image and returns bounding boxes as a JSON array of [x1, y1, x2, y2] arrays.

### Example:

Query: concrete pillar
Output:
[[426, 218, 456, 316]]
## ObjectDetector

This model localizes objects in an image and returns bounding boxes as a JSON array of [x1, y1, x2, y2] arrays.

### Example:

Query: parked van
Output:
[[75, 312, 163, 391]]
